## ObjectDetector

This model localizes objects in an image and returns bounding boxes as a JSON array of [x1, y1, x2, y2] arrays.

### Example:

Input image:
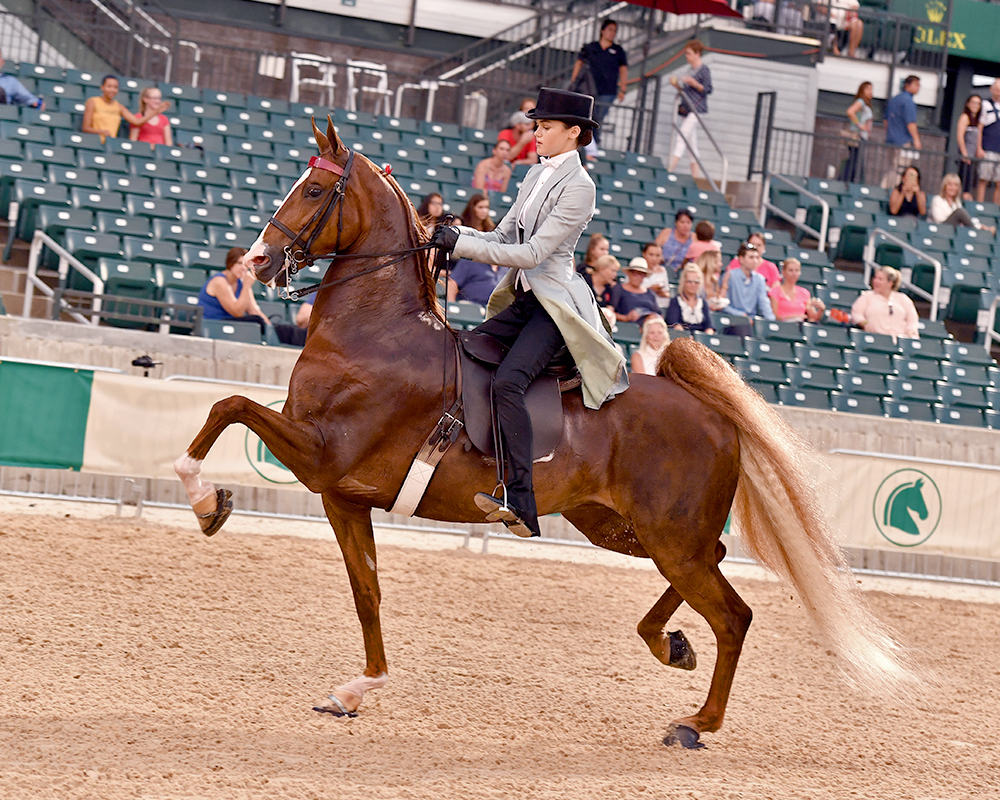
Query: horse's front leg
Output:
[[174, 395, 325, 535], [312, 495, 388, 718]]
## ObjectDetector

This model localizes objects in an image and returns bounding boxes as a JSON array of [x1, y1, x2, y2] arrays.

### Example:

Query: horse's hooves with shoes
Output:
[[196, 488, 233, 537], [663, 723, 705, 749], [312, 694, 359, 718]]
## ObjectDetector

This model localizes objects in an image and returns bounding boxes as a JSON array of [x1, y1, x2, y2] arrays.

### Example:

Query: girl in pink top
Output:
[[130, 86, 173, 147], [767, 258, 824, 322], [683, 219, 721, 262]]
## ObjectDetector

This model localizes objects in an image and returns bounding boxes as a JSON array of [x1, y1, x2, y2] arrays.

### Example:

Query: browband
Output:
[[308, 155, 344, 175]]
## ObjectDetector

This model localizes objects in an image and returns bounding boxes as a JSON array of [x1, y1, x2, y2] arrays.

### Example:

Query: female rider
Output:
[[431, 88, 629, 537]]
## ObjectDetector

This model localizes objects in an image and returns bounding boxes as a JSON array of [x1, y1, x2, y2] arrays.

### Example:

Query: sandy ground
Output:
[[0, 496, 998, 800]]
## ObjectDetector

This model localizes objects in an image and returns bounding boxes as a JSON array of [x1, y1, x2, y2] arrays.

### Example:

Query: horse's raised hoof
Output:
[[668, 630, 697, 670], [196, 488, 233, 537], [663, 723, 705, 749], [312, 694, 359, 718]]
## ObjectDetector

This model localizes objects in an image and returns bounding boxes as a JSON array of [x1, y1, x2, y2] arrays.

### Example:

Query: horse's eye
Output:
[[305, 185, 323, 198]]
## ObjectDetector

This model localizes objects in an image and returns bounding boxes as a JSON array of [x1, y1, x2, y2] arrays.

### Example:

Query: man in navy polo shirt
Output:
[[569, 19, 627, 144], [882, 75, 921, 189]]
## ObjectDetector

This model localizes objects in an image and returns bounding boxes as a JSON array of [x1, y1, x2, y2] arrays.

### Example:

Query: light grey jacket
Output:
[[452, 150, 629, 409]]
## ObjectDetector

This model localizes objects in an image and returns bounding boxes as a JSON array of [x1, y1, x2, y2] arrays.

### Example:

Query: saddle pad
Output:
[[459, 348, 564, 460]]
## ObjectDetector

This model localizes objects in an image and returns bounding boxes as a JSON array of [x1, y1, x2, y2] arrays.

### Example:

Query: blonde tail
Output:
[[658, 338, 921, 694]]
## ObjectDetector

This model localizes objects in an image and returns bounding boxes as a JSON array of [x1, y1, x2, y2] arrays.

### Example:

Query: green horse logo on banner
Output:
[[873, 468, 941, 546]]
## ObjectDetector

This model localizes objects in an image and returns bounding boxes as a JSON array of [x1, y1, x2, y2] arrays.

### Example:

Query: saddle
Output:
[[458, 330, 580, 459]]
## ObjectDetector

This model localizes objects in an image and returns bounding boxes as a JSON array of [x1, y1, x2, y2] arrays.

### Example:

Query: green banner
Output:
[[0, 361, 93, 469], [892, 0, 1000, 62]]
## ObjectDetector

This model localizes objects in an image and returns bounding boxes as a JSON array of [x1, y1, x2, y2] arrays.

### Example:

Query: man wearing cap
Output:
[[497, 110, 539, 166], [431, 87, 628, 538]]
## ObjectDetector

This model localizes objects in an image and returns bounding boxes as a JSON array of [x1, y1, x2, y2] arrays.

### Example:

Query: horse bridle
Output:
[[266, 149, 435, 301]]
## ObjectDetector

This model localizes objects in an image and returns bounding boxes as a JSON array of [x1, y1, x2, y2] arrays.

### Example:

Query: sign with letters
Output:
[[892, 0, 999, 62]]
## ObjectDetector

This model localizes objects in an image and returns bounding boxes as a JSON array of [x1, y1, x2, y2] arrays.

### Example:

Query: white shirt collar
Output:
[[540, 149, 576, 170]]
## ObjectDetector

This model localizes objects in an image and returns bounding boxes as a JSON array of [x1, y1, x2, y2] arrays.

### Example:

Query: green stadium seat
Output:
[[873, 213, 916, 234], [207, 225, 254, 248], [98, 258, 157, 296], [747, 381, 779, 403], [107, 139, 154, 162], [886, 375, 938, 403], [843, 349, 893, 375], [732, 357, 786, 386], [248, 96, 291, 116], [793, 342, 844, 369], [96, 212, 151, 238], [232, 208, 268, 230], [203, 186, 256, 209], [160, 285, 202, 333], [746, 338, 796, 363], [899, 337, 946, 361], [850, 328, 900, 356], [883, 398, 936, 422], [846, 184, 888, 202], [76, 150, 127, 174], [178, 99, 223, 119], [101, 173, 153, 195], [154, 145, 205, 166], [892, 356, 943, 382], [786, 364, 839, 391], [0, 158, 43, 210], [179, 243, 230, 271], [249, 157, 302, 179], [70, 187, 125, 214], [694, 331, 747, 360], [35, 205, 94, 240], [18, 62, 63, 81], [227, 137, 274, 158], [915, 317, 949, 339], [176, 131, 225, 152], [126, 195, 179, 221], [204, 90, 247, 108], [777, 385, 830, 409], [179, 202, 232, 226], [156, 264, 208, 293], [205, 151, 252, 172], [942, 340, 997, 367], [153, 178, 204, 203], [0, 121, 52, 144], [444, 300, 486, 330], [179, 164, 230, 188], [753, 318, 803, 343], [131, 159, 181, 181], [934, 405, 986, 427], [842, 197, 882, 215], [162, 82, 202, 102], [24, 142, 76, 167], [938, 383, 989, 409], [201, 318, 263, 344], [939, 362, 992, 387], [712, 311, 752, 333], [822, 268, 867, 291], [122, 235, 178, 264], [46, 165, 99, 190], [63, 229, 121, 272], [12, 179, 70, 243], [830, 392, 882, 416], [152, 219, 207, 245], [835, 370, 887, 396]]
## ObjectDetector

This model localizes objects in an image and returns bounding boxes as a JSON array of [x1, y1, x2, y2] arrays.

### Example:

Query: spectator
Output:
[[576, 232, 609, 274], [471, 139, 512, 193], [83, 74, 167, 142], [768, 257, 825, 322], [665, 264, 714, 334], [889, 165, 926, 218], [683, 220, 721, 263], [271, 302, 312, 348], [654, 209, 694, 274], [726, 241, 775, 320], [0, 48, 44, 109], [459, 193, 495, 232], [842, 81, 873, 183], [198, 248, 269, 332], [883, 75, 921, 189], [726, 231, 780, 286], [447, 259, 507, 306], [639, 240, 670, 307], [977, 79, 1000, 205], [498, 110, 538, 166], [850, 265, 918, 340], [828, 0, 863, 58], [129, 86, 172, 148], [570, 19, 628, 145], [630, 315, 669, 375], [613, 257, 660, 324], [668, 40, 712, 178], [416, 192, 444, 226], [929, 173, 996, 234], [697, 249, 728, 311], [956, 95, 982, 200], [586, 253, 622, 308]]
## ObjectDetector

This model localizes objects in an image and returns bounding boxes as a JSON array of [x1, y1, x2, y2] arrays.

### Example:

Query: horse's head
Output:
[[246, 116, 368, 288]]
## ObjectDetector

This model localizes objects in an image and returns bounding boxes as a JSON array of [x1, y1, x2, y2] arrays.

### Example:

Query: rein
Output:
[[267, 149, 437, 301]]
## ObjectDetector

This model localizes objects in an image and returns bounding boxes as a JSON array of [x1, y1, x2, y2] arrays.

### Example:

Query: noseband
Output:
[[266, 149, 434, 301]]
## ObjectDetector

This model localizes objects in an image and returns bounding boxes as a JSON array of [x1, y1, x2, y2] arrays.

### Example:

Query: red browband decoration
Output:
[[308, 155, 345, 175]]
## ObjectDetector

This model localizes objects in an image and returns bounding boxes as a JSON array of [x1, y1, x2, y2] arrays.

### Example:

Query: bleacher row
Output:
[[772, 176, 1000, 326], [3, 61, 1000, 428]]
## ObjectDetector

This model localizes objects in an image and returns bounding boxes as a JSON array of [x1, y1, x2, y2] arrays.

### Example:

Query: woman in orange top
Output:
[[129, 86, 173, 147], [82, 75, 168, 141]]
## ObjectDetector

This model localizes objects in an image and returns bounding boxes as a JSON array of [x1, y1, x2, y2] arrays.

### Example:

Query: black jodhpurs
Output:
[[475, 288, 566, 531]]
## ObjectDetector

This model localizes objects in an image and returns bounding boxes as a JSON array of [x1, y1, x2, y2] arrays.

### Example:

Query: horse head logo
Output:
[[883, 478, 928, 536]]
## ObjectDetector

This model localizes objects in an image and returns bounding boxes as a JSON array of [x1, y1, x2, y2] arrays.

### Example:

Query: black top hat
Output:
[[526, 87, 599, 130]]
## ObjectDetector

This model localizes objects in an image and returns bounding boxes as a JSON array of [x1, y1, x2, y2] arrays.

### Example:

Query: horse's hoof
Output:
[[668, 630, 697, 671], [197, 488, 233, 537], [313, 694, 358, 718], [663, 724, 705, 749]]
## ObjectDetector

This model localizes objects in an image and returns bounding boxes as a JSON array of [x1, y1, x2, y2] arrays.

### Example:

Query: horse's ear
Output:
[[325, 114, 346, 156], [311, 116, 330, 155]]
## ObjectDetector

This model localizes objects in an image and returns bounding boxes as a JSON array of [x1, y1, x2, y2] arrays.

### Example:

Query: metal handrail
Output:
[[22, 230, 103, 324], [984, 294, 1000, 354], [863, 227, 941, 321], [760, 173, 829, 252], [668, 97, 727, 196]]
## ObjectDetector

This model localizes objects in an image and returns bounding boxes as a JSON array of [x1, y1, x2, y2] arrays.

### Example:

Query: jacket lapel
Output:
[[524, 151, 581, 236]]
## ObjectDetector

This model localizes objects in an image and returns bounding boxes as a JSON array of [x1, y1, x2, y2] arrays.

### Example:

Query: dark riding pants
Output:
[[475, 288, 566, 534]]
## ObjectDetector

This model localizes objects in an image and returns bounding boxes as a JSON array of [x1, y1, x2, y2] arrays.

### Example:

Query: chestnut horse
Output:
[[175, 118, 916, 748]]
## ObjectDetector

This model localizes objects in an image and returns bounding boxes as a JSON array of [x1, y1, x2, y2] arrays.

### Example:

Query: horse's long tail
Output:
[[658, 338, 921, 694]]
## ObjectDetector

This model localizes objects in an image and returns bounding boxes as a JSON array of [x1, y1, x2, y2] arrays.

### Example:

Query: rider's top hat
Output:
[[526, 87, 599, 130]]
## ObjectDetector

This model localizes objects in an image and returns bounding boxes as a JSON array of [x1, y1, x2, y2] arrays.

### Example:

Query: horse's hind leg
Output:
[[312, 495, 388, 718], [175, 395, 325, 535], [637, 541, 727, 671]]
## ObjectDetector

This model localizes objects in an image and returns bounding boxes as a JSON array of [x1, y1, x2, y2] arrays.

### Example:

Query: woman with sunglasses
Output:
[[849, 265, 919, 339]]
